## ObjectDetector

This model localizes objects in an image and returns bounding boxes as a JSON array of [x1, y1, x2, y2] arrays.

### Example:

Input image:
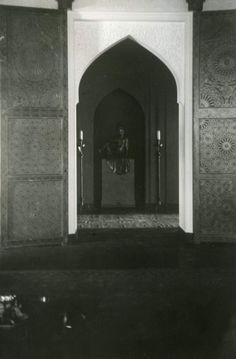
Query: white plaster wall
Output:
[[68, 11, 193, 234], [0, 0, 188, 11], [0, 0, 57, 8], [72, 0, 188, 12], [0, 0, 235, 12]]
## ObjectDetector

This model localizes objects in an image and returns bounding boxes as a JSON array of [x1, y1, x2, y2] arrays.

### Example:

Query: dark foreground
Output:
[[0, 229, 236, 359]]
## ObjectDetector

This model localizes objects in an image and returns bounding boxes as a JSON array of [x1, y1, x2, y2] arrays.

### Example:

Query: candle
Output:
[[80, 130, 83, 140], [157, 130, 161, 140]]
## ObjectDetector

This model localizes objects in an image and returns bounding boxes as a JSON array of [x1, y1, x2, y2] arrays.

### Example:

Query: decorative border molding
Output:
[[72, 11, 192, 22]]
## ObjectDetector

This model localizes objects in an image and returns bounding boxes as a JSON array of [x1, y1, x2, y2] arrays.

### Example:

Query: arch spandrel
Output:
[[74, 21, 184, 102]]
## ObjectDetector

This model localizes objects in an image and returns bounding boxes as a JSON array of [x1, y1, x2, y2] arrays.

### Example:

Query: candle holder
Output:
[[78, 139, 85, 156], [156, 138, 164, 211], [78, 138, 85, 211]]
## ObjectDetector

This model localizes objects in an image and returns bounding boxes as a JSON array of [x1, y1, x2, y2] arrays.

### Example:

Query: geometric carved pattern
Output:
[[194, 12, 236, 242], [200, 119, 236, 173], [8, 13, 64, 109], [8, 180, 63, 242], [199, 179, 236, 235], [0, 8, 67, 246], [8, 118, 63, 175], [200, 14, 236, 108]]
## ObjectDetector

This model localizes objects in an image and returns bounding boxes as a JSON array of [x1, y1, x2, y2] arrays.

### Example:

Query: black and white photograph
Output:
[[0, 0, 236, 357]]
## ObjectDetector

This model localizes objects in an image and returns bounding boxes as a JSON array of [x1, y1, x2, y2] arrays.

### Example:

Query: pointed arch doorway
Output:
[[68, 11, 193, 234], [77, 38, 179, 228]]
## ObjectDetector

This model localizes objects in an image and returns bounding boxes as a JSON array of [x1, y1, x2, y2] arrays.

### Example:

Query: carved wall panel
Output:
[[199, 13, 236, 108], [0, 7, 68, 247], [8, 118, 63, 175], [199, 179, 236, 236], [8, 180, 63, 243], [7, 12, 64, 109], [200, 118, 236, 173], [194, 11, 236, 243]]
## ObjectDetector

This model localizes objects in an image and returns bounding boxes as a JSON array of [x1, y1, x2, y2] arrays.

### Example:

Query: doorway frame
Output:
[[68, 10, 193, 234]]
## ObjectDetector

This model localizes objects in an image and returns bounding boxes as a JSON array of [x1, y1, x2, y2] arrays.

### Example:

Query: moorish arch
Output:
[[78, 38, 178, 214], [68, 11, 193, 234], [77, 35, 181, 104]]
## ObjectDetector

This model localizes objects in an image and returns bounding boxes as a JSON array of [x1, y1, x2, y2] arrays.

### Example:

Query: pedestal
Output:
[[102, 159, 135, 207]]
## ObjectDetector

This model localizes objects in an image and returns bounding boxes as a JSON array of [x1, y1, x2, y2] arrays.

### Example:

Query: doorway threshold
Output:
[[77, 213, 179, 230]]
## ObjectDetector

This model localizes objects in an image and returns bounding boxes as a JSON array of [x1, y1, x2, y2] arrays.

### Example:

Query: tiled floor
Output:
[[77, 214, 179, 229], [0, 229, 236, 358]]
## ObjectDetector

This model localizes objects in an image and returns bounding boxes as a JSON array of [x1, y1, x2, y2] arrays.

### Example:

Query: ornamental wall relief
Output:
[[8, 13, 64, 109], [200, 14, 236, 108], [200, 118, 236, 173], [200, 179, 236, 236]]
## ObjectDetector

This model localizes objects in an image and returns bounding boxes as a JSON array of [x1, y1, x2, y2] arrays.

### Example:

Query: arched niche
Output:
[[77, 38, 178, 213], [68, 11, 193, 233]]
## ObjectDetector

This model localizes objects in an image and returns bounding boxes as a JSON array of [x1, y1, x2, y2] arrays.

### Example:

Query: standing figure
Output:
[[100, 126, 130, 175]]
